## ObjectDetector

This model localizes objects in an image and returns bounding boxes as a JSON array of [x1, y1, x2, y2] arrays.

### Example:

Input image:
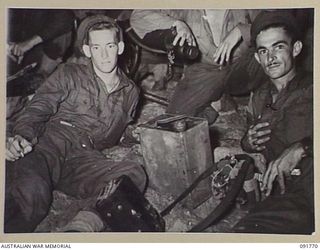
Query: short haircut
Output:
[[255, 23, 299, 46], [76, 15, 124, 55], [84, 21, 123, 45], [251, 10, 302, 47]]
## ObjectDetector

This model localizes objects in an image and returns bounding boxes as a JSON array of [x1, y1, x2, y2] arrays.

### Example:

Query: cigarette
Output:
[[17, 140, 25, 157]]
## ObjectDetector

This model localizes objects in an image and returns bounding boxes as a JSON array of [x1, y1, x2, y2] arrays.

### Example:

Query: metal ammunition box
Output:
[[139, 114, 213, 208]]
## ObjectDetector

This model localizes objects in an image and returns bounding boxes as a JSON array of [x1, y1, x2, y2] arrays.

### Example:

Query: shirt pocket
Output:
[[283, 101, 313, 144], [66, 88, 96, 114]]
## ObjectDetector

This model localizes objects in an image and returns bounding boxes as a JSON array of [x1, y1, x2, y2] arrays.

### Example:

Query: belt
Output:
[[59, 120, 95, 149]]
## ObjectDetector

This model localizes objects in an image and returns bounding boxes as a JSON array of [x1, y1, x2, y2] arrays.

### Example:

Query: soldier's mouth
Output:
[[267, 63, 280, 70]]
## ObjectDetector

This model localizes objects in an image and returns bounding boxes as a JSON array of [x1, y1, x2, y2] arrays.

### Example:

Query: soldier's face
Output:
[[86, 29, 123, 74], [254, 27, 302, 80]]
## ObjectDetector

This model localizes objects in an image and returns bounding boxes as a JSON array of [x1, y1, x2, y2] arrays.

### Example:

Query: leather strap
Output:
[[160, 154, 253, 232]]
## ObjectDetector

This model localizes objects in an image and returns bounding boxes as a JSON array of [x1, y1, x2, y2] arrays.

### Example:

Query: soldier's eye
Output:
[[275, 44, 285, 50], [108, 44, 116, 49], [258, 49, 267, 55]]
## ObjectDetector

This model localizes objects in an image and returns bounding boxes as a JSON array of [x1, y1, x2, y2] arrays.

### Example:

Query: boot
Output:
[[96, 175, 165, 232]]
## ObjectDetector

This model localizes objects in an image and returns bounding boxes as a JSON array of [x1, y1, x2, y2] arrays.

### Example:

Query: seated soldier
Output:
[[7, 9, 74, 76], [130, 9, 265, 123], [233, 11, 314, 234], [5, 15, 146, 233]]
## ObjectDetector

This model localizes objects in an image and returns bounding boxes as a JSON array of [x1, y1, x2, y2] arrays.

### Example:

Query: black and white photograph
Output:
[[4, 5, 316, 238]]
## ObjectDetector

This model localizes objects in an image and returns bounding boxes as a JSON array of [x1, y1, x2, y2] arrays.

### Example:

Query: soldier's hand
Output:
[[262, 142, 305, 196], [214, 26, 242, 65], [172, 20, 196, 47], [8, 36, 42, 64], [6, 135, 33, 161], [243, 122, 271, 152]]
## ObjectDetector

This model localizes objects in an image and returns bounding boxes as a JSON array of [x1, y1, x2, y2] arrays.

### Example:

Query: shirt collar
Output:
[[266, 70, 304, 95], [88, 61, 130, 93]]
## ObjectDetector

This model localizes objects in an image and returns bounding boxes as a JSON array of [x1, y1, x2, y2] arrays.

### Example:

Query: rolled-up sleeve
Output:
[[237, 9, 261, 46], [130, 10, 181, 38]]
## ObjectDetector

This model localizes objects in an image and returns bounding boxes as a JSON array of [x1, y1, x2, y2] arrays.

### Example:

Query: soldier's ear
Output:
[[82, 45, 91, 58], [117, 41, 124, 55], [293, 40, 303, 58], [254, 52, 261, 64]]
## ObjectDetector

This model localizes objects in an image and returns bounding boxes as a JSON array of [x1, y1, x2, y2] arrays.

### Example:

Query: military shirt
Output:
[[245, 71, 313, 161], [13, 60, 139, 150]]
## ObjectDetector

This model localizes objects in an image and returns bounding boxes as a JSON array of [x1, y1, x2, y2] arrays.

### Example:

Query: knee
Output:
[[125, 162, 147, 192], [9, 175, 52, 221], [5, 175, 52, 233]]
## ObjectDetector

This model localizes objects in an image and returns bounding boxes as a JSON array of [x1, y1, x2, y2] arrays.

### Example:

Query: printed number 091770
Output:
[[300, 244, 318, 248]]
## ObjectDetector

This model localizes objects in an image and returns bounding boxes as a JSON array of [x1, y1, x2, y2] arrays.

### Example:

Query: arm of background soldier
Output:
[[8, 10, 74, 64], [262, 137, 312, 196], [130, 10, 195, 46], [12, 64, 70, 144], [214, 9, 261, 65], [8, 36, 43, 64]]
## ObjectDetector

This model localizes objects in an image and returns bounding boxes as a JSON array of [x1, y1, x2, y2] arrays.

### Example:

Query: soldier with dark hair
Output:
[[130, 9, 264, 123], [233, 10, 314, 234]]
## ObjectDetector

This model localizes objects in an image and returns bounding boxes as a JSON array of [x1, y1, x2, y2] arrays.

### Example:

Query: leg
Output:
[[38, 53, 62, 76], [233, 158, 314, 234], [57, 148, 147, 199], [40, 31, 72, 76], [166, 63, 228, 116], [233, 193, 314, 234], [55, 149, 148, 232], [226, 48, 266, 96], [4, 151, 53, 233]]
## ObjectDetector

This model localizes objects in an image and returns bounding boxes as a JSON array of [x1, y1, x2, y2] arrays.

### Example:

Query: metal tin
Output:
[[139, 114, 213, 208]]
